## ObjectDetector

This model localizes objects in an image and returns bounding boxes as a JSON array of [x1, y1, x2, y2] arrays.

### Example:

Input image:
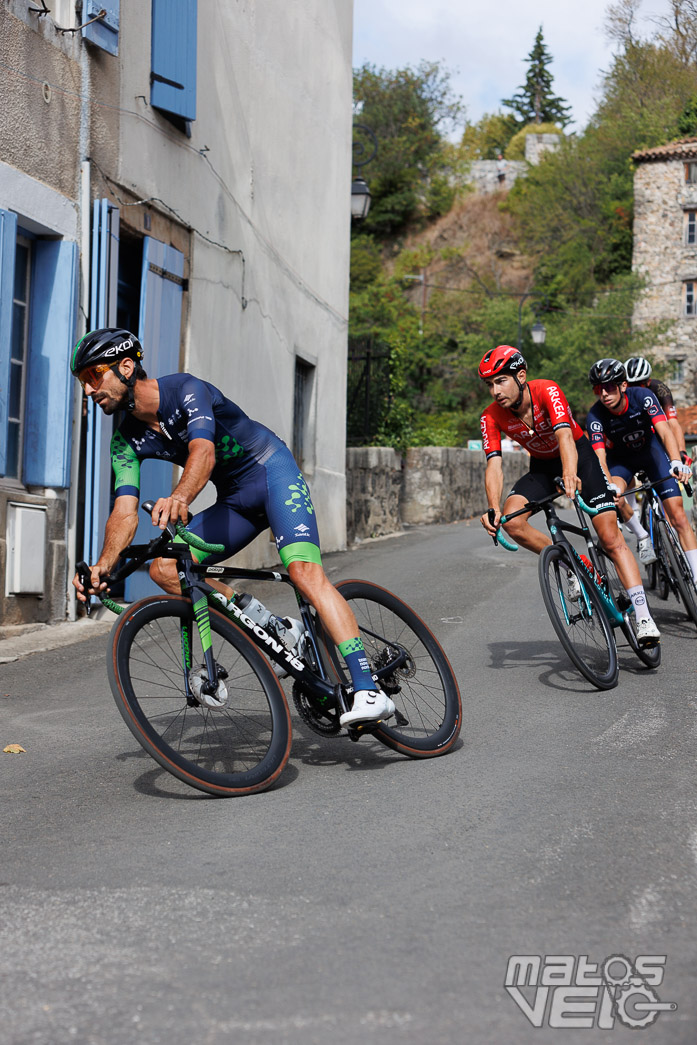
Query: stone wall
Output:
[[467, 160, 526, 195], [632, 155, 697, 403], [346, 446, 529, 542]]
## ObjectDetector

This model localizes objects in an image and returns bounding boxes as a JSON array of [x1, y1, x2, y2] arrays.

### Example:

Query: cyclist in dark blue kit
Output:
[[70, 328, 394, 727], [586, 358, 697, 584]]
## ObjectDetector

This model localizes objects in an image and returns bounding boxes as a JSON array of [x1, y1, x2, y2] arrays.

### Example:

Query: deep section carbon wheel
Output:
[[108, 597, 292, 796], [539, 544, 619, 689], [320, 580, 461, 758]]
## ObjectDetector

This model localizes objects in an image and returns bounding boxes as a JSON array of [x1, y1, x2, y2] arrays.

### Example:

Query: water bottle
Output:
[[236, 592, 272, 628]]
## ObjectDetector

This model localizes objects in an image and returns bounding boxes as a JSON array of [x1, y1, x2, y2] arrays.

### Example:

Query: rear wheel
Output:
[[539, 544, 618, 689], [596, 549, 661, 668], [108, 597, 292, 796], [320, 580, 461, 758], [657, 519, 697, 627]]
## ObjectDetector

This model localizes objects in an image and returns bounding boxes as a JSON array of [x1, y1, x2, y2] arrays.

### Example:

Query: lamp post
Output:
[[517, 292, 546, 349], [351, 123, 377, 221]]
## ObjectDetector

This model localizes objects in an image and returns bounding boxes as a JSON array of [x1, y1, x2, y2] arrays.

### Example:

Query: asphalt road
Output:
[[1, 518, 696, 1045]]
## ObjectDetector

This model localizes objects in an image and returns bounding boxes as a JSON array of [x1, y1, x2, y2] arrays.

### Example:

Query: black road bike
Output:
[[77, 502, 461, 797], [490, 483, 661, 690], [637, 471, 697, 628]]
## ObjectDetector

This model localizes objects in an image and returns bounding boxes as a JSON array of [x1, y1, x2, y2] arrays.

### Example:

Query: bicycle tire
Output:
[[657, 519, 697, 626], [596, 549, 661, 669], [108, 596, 292, 796], [539, 545, 618, 689], [321, 580, 461, 758]]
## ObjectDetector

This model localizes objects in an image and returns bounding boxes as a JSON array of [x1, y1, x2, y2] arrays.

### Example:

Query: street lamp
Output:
[[517, 292, 547, 349], [351, 123, 377, 221], [351, 176, 372, 220], [531, 321, 546, 345]]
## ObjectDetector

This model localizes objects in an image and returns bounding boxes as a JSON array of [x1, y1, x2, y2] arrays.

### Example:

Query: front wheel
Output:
[[108, 597, 292, 796], [539, 545, 619, 689], [324, 581, 461, 758], [657, 519, 697, 627]]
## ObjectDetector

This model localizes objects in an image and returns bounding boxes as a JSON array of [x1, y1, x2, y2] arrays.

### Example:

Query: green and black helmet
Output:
[[70, 327, 143, 375]]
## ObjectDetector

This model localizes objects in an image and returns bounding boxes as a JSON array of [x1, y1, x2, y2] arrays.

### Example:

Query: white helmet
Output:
[[624, 356, 652, 383]]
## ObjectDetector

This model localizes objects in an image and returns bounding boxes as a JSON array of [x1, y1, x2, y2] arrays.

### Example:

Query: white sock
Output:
[[625, 491, 639, 512], [685, 548, 697, 584], [627, 585, 651, 622], [624, 512, 648, 541]]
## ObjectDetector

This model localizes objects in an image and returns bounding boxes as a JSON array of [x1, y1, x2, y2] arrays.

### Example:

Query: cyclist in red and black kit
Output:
[[478, 345, 660, 646]]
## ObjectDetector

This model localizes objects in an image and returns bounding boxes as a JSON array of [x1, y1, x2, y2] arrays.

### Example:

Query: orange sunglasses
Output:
[[78, 363, 114, 389]]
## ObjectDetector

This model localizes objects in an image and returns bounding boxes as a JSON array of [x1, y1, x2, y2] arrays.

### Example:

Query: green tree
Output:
[[353, 61, 465, 236], [459, 111, 516, 161], [502, 27, 572, 129]]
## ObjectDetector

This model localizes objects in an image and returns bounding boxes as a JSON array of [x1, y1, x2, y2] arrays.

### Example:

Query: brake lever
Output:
[[76, 560, 93, 617], [487, 508, 499, 546]]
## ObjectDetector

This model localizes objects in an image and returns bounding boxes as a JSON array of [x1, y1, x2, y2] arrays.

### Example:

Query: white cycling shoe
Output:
[[340, 689, 396, 728], [637, 536, 658, 565], [635, 617, 660, 648]]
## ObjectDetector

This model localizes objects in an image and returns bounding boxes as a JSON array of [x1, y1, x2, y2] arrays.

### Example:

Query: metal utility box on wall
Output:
[[5, 503, 46, 595]]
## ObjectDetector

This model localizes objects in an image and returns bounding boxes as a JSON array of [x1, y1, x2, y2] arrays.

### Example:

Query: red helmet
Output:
[[478, 345, 527, 380]]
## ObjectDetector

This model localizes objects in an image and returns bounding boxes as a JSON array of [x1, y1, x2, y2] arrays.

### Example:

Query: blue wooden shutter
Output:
[[23, 241, 78, 488], [82, 0, 120, 56], [83, 199, 120, 568], [0, 208, 18, 476], [124, 237, 185, 601], [151, 0, 197, 121]]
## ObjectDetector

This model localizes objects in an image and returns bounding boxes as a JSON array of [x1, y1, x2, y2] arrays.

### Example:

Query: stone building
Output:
[[632, 138, 697, 405], [468, 132, 561, 195], [0, 0, 353, 626]]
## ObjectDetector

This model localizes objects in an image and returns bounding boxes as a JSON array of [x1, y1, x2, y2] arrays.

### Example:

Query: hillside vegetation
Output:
[[350, 4, 697, 449]]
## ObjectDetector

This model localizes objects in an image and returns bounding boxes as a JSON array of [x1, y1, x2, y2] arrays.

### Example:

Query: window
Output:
[[670, 359, 685, 383], [292, 359, 315, 472], [686, 162, 697, 184], [82, 0, 120, 56], [687, 211, 697, 245], [0, 207, 78, 486], [6, 237, 31, 479], [151, 0, 198, 127], [685, 281, 696, 316]]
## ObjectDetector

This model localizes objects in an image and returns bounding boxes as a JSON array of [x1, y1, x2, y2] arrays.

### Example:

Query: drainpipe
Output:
[[66, 44, 91, 621]]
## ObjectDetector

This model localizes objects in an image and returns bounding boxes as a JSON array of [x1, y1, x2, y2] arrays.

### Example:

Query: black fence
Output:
[[347, 338, 391, 446]]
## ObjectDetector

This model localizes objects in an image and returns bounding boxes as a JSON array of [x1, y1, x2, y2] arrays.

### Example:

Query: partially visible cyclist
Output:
[[478, 346, 660, 646], [70, 327, 395, 727], [586, 357, 697, 585], [624, 356, 690, 465]]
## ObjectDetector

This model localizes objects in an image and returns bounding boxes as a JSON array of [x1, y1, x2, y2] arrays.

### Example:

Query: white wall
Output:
[[117, 1, 353, 561]]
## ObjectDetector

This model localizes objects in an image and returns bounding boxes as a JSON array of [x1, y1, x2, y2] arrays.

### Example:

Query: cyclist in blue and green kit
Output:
[[71, 327, 394, 726]]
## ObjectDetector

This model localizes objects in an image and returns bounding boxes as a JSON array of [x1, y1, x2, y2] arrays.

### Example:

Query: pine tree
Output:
[[502, 27, 572, 129]]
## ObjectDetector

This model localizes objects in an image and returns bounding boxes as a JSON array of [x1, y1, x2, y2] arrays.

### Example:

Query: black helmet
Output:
[[589, 358, 626, 387], [70, 328, 143, 376], [624, 356, 652, 383]]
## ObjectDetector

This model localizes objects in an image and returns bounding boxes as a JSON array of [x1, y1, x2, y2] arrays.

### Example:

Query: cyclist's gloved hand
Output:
[[670, 459, 692, 483], [608, 482, 621, 496], [680, 449, 693, 468]]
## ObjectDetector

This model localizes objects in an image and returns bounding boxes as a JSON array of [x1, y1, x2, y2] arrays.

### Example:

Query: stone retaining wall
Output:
[[346, 446, 529, 543]]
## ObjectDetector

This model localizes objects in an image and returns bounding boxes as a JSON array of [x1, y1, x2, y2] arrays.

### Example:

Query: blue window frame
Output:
[[0, 208, 78, 486], [82, 0, 120, 56], [151, 0, 197, 122]]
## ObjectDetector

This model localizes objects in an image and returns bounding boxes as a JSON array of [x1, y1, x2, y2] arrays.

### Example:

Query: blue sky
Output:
[[353, 0, 667, 133]]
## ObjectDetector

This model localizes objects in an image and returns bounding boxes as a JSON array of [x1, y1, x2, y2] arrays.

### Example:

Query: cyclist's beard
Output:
[[510, 376, 526, 411], [93, 384, 128, 415]]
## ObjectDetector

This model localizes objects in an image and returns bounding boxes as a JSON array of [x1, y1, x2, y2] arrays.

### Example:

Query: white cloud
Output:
[[353, 0, 673, 132]]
